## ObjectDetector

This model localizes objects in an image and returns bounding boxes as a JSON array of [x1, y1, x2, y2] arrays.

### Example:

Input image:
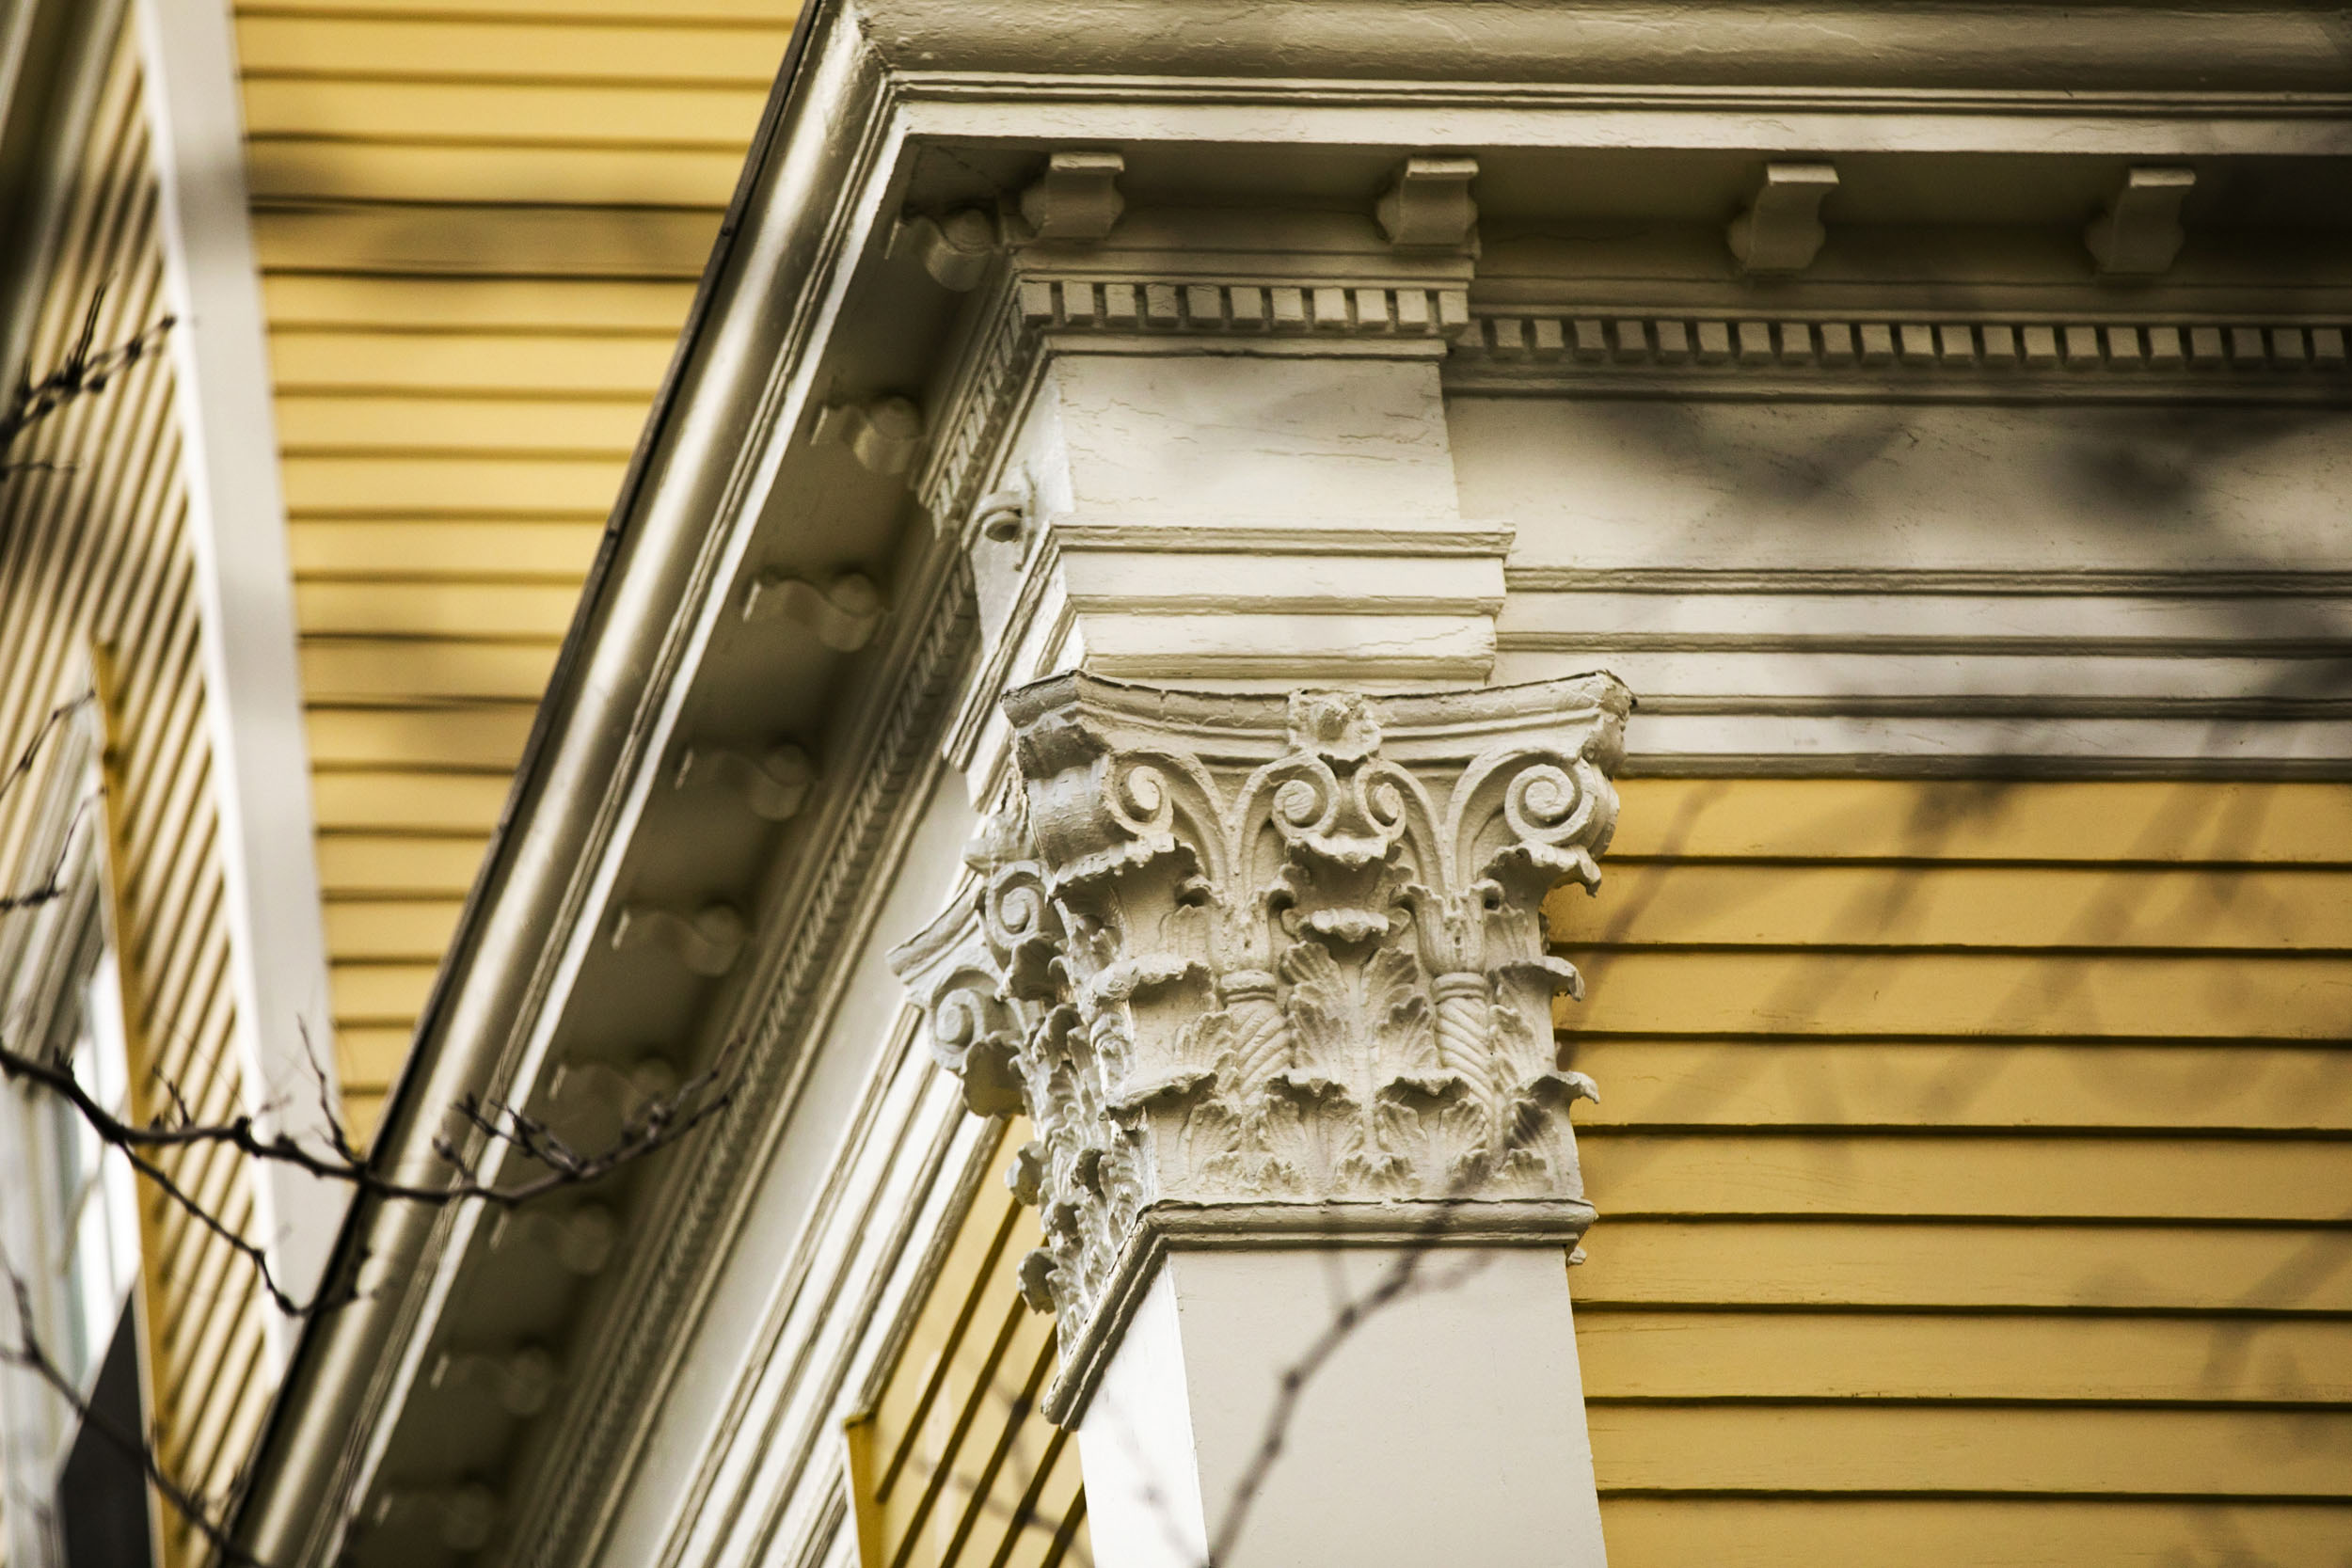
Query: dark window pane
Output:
[[57, 1303, 152, 1568]]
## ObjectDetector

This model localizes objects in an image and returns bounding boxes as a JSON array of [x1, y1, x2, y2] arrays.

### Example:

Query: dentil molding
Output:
[[1453, 310, 2352, 401], [890, 673, 1629, 1420]]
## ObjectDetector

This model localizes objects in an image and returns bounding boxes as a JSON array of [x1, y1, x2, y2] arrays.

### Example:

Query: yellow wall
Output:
[[857, 777, 2350, 1567], [1551, 777, 2352, 1565], [849, 1118, 1092, 1568], [0, 24, 268, 1565], [231, 0, 798, 1134]]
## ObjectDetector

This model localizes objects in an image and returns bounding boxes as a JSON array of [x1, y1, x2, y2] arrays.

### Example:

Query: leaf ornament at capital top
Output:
[[891, 672, 1631, 1374]]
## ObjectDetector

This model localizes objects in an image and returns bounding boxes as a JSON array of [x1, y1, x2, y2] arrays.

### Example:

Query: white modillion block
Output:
[[1080, 1245, 1608, 1568]]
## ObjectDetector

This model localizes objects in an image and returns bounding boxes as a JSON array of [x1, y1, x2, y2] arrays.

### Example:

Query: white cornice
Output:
[[895, 75, 2352, 157], [851, 0, 2352, 97]]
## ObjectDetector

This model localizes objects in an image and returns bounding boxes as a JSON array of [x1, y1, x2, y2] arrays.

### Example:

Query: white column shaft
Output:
[[1080, 1245, 1608, 1568]]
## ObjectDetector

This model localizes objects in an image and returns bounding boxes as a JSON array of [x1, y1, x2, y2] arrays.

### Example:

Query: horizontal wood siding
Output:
[[850, 1119, 1091, 1568], [0, 26, 267, 1568], [1550, 778, 2352, 1564], [233, 0, 797, 1133]]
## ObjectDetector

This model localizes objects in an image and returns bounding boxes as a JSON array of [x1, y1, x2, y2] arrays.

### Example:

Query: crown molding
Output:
[[894, 74, 2352, 159], [852, 1, 2352, 100]]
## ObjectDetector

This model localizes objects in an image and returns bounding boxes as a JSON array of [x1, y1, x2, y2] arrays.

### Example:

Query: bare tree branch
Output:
[[0, 1032, 738, 1316], [0, 282, 173, 470], [0, 692, 96, 915]]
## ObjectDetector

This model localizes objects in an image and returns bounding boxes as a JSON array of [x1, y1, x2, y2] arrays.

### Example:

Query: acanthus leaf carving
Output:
[[889, 673, 1629, 1394]]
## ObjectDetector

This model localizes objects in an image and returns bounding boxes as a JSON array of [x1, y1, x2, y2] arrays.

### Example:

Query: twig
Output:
[[0, 693, 97, 914], [0, 1036, 737, 1316], [0, 282, 174, 465]]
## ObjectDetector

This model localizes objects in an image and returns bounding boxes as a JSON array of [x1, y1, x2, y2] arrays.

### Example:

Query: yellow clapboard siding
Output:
[[307, 705, 539, 770], [313, 770, 514, 832], [283, 453, 631, 515], [263, 273, 697, 332], [298, 580, 589, 639], [242, 77, 766, 144], [332, 960, 441, 1025], [300, 640, 561, 702], [1565, 1039, 2352, 1132], [1608, 778, 2352, 865], [853, 1119, 1092, 1568], [278, 395, 647, 454], [316, 832, 492, 895], [873, 1174, 1023, 1498], [267, 330, 675, 396], [246, 139, 748, 208], [283, 453, 630, 515], [1565, 786, 2352, 1555], [340, 1088, 391, 1145], [1570, 1221, 2352, 1313], [1549, 863, 2352, 951], [1584, 1404, 2352, 1497], [252, 205, 720, 277], [993, 1442, 1087, 1568], [326, 898, 469, 960], [292, 520, 606, 577], [1573, 1312, 2352, 1403], [1596, 1497, 2352, 1568], [234, 15, 785, 83], [338, 1026, 421, 1090], [5, 32, 288, 1564], [1560, 950, 2351, 1039], [1577, 1132, 2352, 1223], [240, 0, 775, 1140]]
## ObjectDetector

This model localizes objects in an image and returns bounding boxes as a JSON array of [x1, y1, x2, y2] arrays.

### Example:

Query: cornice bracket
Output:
[[674, 742, 815, 821], [1726, 162, 1839, 276], [1376, 154, 1480, 248], [2085, 166, 2195, 277], [889, 208, 1002, 291], [816, 395, 925, 477], [611, 903, 746, 978], [1019, 150, 1125, 242], [741, 570, 884, 650]]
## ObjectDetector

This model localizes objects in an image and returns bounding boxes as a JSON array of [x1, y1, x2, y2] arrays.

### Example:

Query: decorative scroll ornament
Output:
[[890, 673, 1630, 1376]]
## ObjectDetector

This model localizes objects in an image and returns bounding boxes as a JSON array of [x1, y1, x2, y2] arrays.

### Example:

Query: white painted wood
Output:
[[1582, 713, 2352, 774], [612, 770, 981, 1568], [134, 0, 340, 1338], [1456, 396, 2352, 773], [1497, 590, 2352, 647], [958, 351, 1508, 787], [1456, 400, 2352, 576], [1509, 652, 2345, 704], [1081, 1247, 1609, 1568]]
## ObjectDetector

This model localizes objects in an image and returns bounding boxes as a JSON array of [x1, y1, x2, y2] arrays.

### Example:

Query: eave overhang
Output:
[[229, 5, 2352, 1564]]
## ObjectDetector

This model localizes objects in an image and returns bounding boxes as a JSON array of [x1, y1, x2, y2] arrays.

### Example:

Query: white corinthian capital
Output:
[[890, 673, 1631, 1421]]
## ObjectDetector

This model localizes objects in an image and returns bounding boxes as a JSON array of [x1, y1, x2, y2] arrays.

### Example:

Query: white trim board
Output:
[[133, 0, 340, 1347]]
